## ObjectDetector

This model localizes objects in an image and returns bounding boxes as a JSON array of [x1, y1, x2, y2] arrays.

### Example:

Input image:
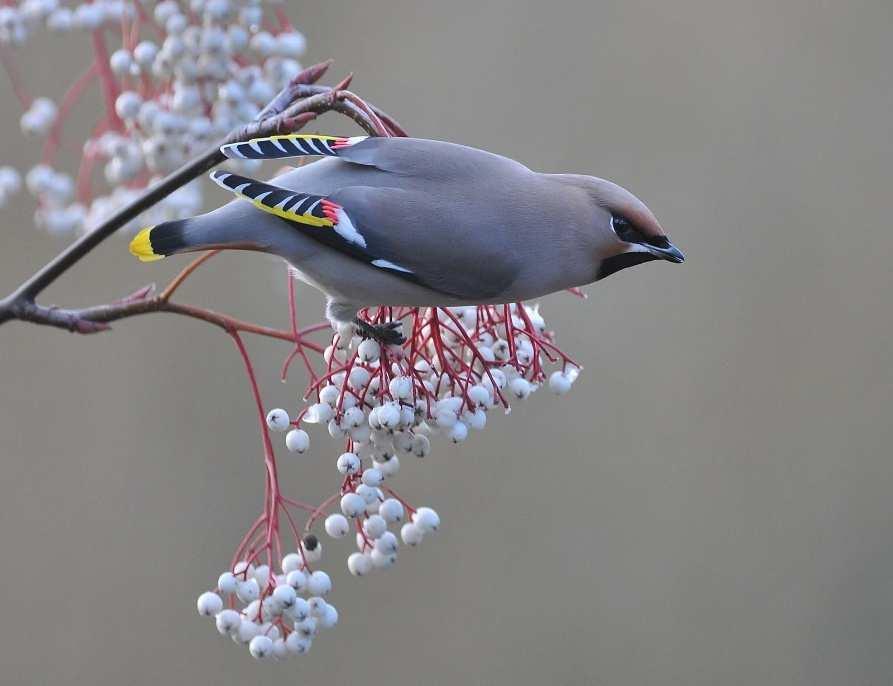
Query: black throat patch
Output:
[[596, 252, 660, 280]]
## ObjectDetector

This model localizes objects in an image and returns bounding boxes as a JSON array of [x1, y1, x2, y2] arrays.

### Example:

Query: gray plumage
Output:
[[131, 136, 683, 328]]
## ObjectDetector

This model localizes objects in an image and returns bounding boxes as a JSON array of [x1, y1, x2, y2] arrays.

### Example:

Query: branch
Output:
[[6, 251, 328, 358], [0, 59, 400, 335]]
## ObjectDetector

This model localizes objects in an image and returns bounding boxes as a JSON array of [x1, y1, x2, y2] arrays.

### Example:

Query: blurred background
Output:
[[2, 1, 892, 684]]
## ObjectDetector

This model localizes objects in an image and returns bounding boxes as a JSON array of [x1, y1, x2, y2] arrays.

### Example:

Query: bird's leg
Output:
[[354, 317, 405, 346]]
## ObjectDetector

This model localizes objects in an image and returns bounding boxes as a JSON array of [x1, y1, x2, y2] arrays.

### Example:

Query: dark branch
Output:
[[5, 258, 326, 352]]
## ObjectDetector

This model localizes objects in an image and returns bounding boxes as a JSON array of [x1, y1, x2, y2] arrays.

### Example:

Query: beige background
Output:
[[2, 1, 893, 684]]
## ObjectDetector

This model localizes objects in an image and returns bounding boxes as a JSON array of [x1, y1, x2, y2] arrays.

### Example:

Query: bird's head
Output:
[[566, 175, 685, 280]]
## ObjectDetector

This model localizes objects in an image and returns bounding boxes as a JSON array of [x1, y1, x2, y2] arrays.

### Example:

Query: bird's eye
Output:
[[611, 215, 670, 248], [611, 215, 641, 243]]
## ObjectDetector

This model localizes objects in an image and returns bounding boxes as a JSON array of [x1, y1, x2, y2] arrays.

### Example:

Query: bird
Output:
[[129, 134, 684, 343]]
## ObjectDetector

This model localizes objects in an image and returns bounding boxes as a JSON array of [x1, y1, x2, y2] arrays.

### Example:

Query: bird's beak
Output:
[[646, 240, 685, 263]]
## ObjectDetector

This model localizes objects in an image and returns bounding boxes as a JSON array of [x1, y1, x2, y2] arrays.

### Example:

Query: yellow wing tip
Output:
[[129, 226, 163, 262]]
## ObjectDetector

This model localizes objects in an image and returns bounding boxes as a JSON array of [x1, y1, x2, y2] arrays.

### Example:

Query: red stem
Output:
[[91, 30, 124, 132], [0, 45, 31, 109], [43, 62, 99, 164], [229, 331, 281, 568]]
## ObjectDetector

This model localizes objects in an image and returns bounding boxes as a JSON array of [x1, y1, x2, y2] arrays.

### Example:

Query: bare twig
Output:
[[6, 251, 328, 358]]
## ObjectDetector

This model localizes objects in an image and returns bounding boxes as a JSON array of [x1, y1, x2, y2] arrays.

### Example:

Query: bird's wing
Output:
[[210, 169, 423, 284], [220, 135, 528, 180], [210, 168, 518, 301], [220, 134, 366, 161], [330, 185, 518, 300]]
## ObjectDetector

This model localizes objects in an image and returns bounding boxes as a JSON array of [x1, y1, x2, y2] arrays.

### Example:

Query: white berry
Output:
[[374, 531, 399, 555], [388, 375, 413, 400], [324, 513, 350, 538], [340, 492, 365, 517], [378, 498, 404, 523], [285, 428, 309, 453], [215, 608, 241, 635], [412, 507, 440, 532], [286, 569, 308, 594], [509, 377, 533, 399], [272, 638, 288, 660], [361, 467, 383, 487], [281, 553, 302, 574], [548, 370, 573, 395], [379, 454, 401, 477], [318, 384, 339, 406], [252, 564, 270, 589], [286, 632, 312, 655], [336, 452, 361, 475], [305, 401, 333, 424], [249, 634, 274, 659], [197, 591, 222, 616], [370, 548, 396, 569], [449, 421, 468, 443], [401, 522, 424, 546], [412, 434, 431, 458], [236, 578, 260, 603], [319, 603, 339, 629], [217, 571, 237, 594], [236, 620, 259, 644], [347, 552, 372, 576], [363, 514, 387, 540], [307, 570, 332, 596], [358, 338, 380, 363], [265, 408, 290, 431]]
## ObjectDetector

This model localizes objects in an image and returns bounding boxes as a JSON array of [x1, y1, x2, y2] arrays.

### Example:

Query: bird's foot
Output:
[[354, 318, 405, 346]]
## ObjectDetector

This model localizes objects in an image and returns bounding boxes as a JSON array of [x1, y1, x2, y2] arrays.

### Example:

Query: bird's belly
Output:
[[286, 249, 466, 309], [287, 249, 589, 310]]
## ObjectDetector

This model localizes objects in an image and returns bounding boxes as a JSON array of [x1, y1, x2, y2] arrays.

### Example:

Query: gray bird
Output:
[[130, 134, 684, 342]]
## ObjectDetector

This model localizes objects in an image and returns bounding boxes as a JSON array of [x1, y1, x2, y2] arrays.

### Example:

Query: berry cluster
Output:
[[0, 0, 305, 233], [196, 492, 441, 660], [283, 304, 580, 455], [196, 544, 338, 659], [195, 300, 578, 660]]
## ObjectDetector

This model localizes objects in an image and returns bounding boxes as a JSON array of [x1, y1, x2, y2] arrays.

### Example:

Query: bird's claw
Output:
[[354, 318, 405, 346]]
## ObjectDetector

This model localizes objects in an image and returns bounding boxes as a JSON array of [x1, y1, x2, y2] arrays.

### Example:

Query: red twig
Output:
[[42, 62, 99, 163], [0, 44, 31, 109], [91, 30, 124, 132]]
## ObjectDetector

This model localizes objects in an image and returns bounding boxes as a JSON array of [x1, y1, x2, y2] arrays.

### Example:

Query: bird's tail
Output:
[[129, 218, 196, 262], [129, 211, 265, 262]]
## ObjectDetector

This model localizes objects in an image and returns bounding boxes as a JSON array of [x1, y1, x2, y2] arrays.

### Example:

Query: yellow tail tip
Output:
[[129, 226, 163, 262]]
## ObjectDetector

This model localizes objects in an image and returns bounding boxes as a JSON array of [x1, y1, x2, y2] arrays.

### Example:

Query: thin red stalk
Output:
[[335, 351, 360, 418], [355, 518, 372, 550], [279, 501, 304, 551], [42, 62, 99, 163], [231, 513, 267, 570], [229, 331, 280, 562], [436, 307, 508, 408], [279, 495, 317, 513], [75, 117, 111, 203], [132, 0, 164, 38], [275, 6, 294, 31], [303, 491, 342, 532], [298, 321, 333, 336], [0, 45, 31, 108], [280, 270, 319, 382], [513, 303, 579, 368], [502, 304, 519, 369], [91, 30, 124, 131]]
